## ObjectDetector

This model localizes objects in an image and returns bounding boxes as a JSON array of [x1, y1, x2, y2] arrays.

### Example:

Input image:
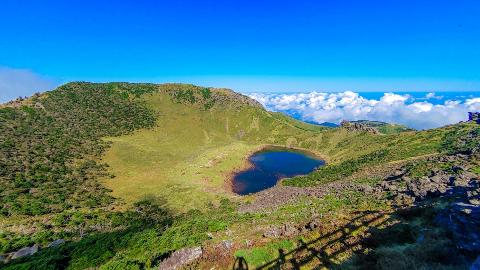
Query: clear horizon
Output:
[[1, 68, 480, 103]]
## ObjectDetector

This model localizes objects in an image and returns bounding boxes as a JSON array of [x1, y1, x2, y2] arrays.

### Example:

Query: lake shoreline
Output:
[[227, 145, 325, 195]]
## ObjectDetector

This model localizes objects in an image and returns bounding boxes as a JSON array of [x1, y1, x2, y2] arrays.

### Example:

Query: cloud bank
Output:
[[0, 67, 56, 103], [249, 92, 480, 130]]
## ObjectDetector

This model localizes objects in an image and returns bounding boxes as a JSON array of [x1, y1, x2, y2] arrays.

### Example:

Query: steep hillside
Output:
[[1, 82, 479, 269]]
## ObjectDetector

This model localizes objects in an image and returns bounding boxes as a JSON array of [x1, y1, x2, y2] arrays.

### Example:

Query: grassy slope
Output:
[[3, 82, 478, 269], [100, 86, 451, 210], [101, 89, 325, 210]]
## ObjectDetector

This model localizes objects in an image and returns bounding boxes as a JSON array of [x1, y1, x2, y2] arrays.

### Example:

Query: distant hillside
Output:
[[350, 120, 415, 134], [304, 120, 413, 134], [304, 121, 339, 128], [318, 121, 339, 127]]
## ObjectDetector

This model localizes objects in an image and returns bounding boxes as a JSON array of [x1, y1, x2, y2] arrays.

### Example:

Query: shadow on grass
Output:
[[252, 210, 388, 270], [236, 203, 474, 270], [233, 256, 250, 270], [2, 197, 175, 270]]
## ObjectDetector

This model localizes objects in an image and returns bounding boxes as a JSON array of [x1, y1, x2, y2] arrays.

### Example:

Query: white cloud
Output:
[[380, 93, 410, 104], [414, 92, 444, 101], [0, 67, 57, 103], [249, 92, 480, 130]]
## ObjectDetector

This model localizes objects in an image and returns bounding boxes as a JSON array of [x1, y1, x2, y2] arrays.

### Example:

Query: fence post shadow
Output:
[[233, 210, 390, 270], [233, 256, 249, 270]]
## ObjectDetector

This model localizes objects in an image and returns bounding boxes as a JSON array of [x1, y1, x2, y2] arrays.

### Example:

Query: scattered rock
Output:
[[393, 194, 415, 205], [436, 202, 480, 252], [385, 168, 407, 181], [11, 244, 39, 260], [378, 152, 480, 255], [381, 181, 399, 191], [47, 239, 65, 248], [358, 184, 373, 193], [263, 227, 281, 238], [405, 176, 449, 200], [468, 112, 480, 124], [469, 198, 480, 205], [306, 220, 319, 231], [34, 102, 44, 109], [340, 120, 379, 134], [221, 240, 233, 250], [263, 220, 320, 239], [210, 240, 235, 258], [158, 246, 203, 270], [283, 223, 299, 236], [238, 181, 359, 213]]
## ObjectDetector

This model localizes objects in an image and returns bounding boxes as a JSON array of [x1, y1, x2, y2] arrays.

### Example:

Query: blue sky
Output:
[[1, 0, 480, 98]]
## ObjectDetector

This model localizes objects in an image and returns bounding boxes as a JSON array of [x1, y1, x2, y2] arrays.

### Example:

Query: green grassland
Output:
[[101, 86, 326, 210], [100, 86, 454, 210], [1, 82, 479, 269]]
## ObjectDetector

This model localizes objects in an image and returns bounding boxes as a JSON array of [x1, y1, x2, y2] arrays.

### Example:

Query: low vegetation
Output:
[[1, 82, 478, 269]]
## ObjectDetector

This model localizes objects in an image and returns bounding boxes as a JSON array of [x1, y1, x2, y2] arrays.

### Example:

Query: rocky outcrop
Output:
[[340, 120, 379, 134], [378, 153, 480, 255], [468, 112, 480, 124], [10, 244, 39, 260], [47, 239, 65, 248], [1, 239, 66, 263], [436, 202, 480, 252], [238, 181, 363, 213], [158, 246, 203, 270], [263, 221, 320, 239], [379, 155, 479, 204]]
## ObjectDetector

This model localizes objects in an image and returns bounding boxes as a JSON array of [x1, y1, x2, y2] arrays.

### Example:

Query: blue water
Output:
[[232, 147, 325, 195]]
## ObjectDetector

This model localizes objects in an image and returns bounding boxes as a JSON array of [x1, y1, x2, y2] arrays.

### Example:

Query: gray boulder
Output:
[[221, 240, 233, 250], [158, 246, 202, 270], [306, 220, 319, 231], [406, 176, 450, 200], [263, 223, 301, 238], [47, 239, 65, 248], [263, 227, 281, 238], [385, 168, 407, 181], [11, 244, 39, 260], [283, 223, 299, 236], [468, 112, 480, 124]]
